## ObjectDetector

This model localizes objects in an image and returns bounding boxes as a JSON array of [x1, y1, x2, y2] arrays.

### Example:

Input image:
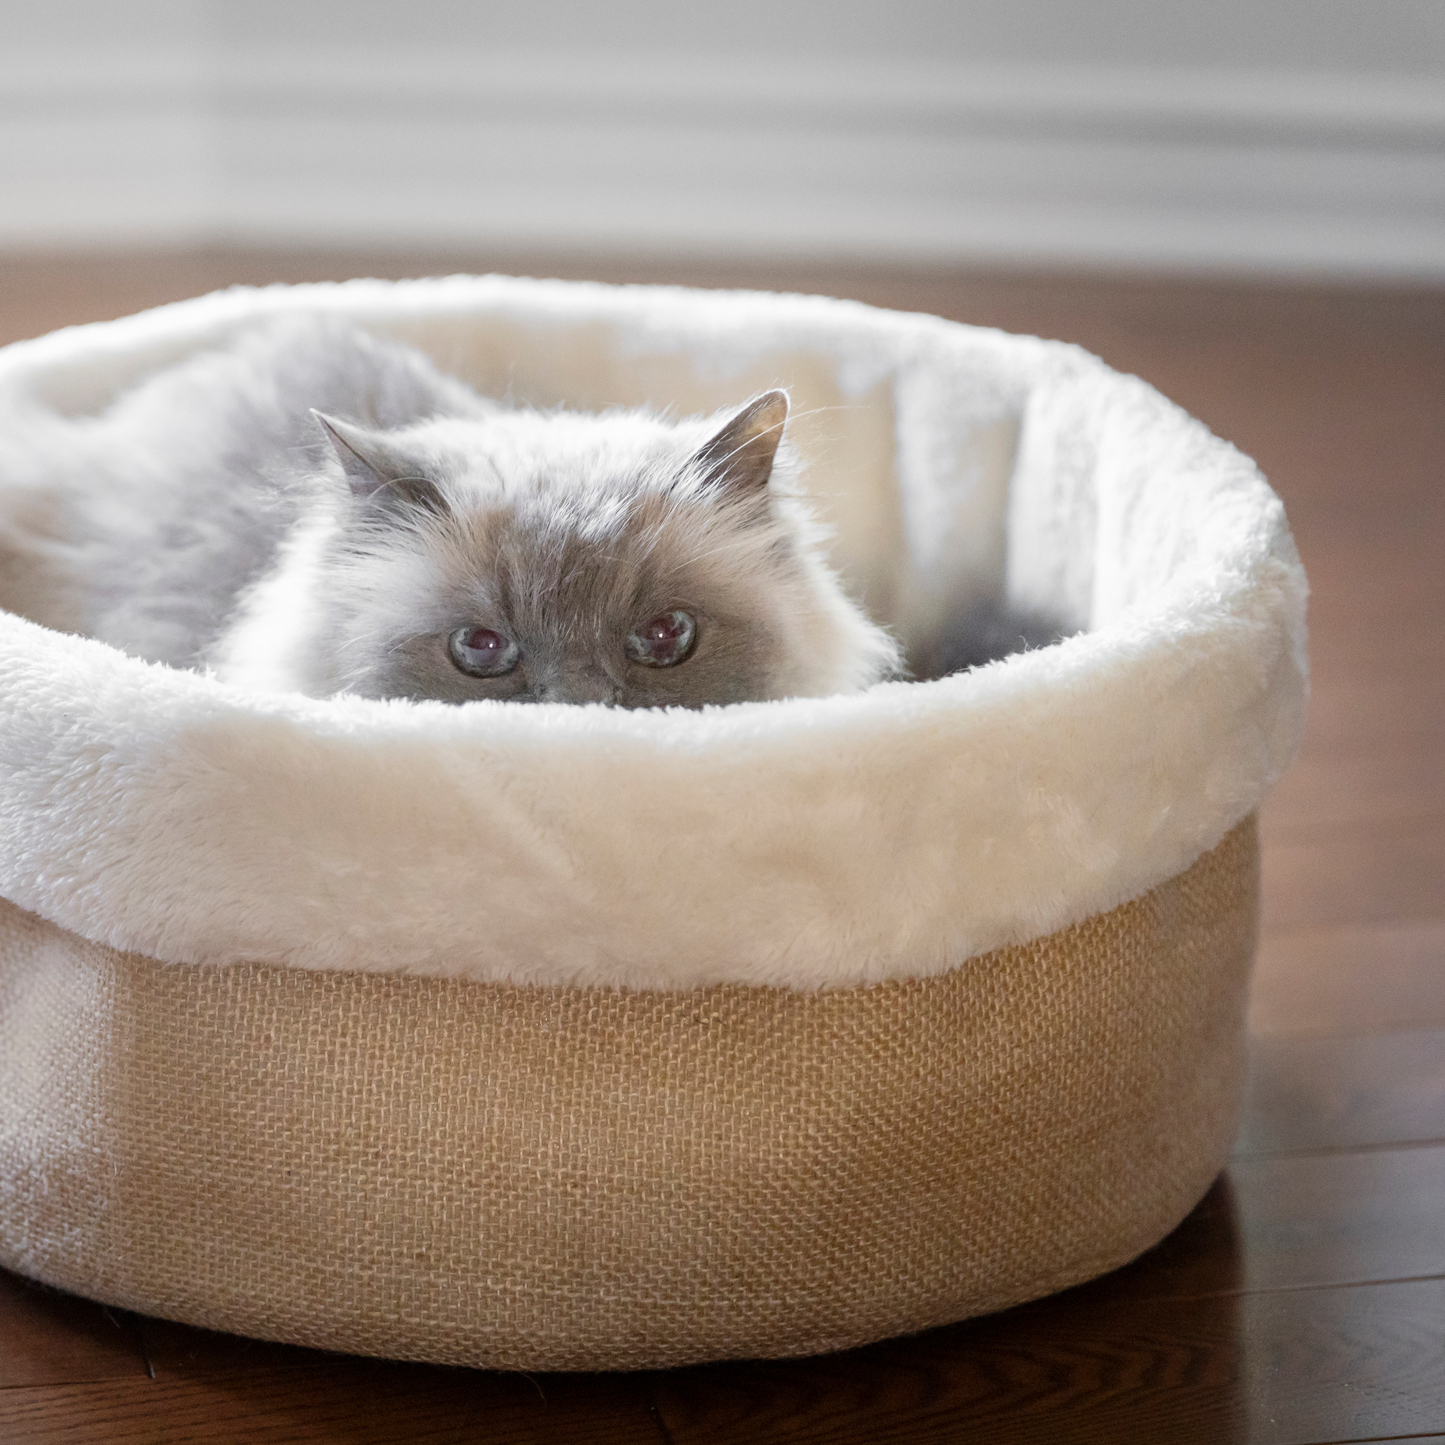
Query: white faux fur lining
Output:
[[0, 276, 1307, 991], [206, 506, 340, 696]]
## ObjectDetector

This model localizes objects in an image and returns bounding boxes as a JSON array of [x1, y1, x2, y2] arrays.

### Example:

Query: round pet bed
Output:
[[0, 277, 1307, 1371]]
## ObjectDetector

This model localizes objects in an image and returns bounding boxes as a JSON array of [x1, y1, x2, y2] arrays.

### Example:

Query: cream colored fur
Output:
[[0, 277, 1308, 990]]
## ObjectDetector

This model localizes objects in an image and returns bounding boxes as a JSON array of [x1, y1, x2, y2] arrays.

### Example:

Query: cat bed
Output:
[[0, 276, 1307, 1370]]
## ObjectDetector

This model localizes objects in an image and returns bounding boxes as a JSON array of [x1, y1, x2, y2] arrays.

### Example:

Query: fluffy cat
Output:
[[0, 317, 901, 707]]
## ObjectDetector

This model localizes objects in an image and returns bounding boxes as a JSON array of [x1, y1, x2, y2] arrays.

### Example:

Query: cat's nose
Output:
[[535, 669, 619, 706]]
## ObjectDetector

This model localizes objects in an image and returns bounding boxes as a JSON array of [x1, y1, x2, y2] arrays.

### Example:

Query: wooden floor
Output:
[[1, 251, 1442, 1444]]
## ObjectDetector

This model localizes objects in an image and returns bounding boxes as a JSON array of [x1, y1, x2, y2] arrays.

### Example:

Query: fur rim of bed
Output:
[[0, 276, 1307, 1369]]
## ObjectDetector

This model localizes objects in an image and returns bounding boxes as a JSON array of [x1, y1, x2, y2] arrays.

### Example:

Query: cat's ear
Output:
[[694, 390, 789, 494], [313, 411, 449, 515]]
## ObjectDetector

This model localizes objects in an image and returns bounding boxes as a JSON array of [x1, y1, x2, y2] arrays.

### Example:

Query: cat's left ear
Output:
[[695, 390, 789, 494], [313, 411, 449, 515]]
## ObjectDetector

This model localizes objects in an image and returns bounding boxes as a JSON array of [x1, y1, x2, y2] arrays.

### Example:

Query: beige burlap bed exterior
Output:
[[0, 816, 1256, 1371]]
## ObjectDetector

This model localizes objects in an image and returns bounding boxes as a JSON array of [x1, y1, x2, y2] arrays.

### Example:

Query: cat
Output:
[[0, 316, 901, 707]]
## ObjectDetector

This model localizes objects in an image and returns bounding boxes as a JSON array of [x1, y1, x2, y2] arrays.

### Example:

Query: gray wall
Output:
[[5, 1, 1444, 274], [211, 0, 1445, 71]]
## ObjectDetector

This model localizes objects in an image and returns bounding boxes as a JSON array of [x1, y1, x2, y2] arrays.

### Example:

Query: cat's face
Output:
[[335, 478, 789, 708], [308, 394, 897, 708]]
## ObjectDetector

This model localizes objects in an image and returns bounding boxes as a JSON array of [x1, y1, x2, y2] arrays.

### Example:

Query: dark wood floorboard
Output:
[[647, 1278, 1445, 1445], [0, 1272, 148, 1389], [1222, 1148, 1445, 1294], [1265, 746, 1445, 835], [1045, 1147, 1445, 1304], [1290, 676, 1445, 754], [2, 250, 1442, 1443], [1239, 1032, 1445, 1158], [1260, 820, 1445, 933], [0, 1367, 668, 1445], [1251, 923, 1445, 1039]]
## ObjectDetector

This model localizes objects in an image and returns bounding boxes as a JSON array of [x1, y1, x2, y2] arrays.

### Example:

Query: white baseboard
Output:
[[3, 47, 1443, 277]]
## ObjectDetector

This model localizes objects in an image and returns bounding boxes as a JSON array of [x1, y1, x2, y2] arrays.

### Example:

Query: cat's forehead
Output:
[[428, 452, 780, 619], [413, 408, 710, 498], [478, 472, 730, 571]]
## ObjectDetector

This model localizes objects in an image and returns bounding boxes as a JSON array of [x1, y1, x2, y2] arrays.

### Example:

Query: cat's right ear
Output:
[[313, 411, 448, 515]]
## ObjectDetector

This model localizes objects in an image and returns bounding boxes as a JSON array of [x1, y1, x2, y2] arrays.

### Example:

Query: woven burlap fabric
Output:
[[0, 818, 1256, 1370]]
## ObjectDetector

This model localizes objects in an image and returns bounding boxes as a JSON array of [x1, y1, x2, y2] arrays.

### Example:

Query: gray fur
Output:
[[2, 316, 901, 708], [914, 602, 1069, 678]]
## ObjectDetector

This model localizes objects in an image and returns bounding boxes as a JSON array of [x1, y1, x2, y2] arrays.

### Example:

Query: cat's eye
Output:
[[448, 626, 521, 677], [626, 610, 696, 668]]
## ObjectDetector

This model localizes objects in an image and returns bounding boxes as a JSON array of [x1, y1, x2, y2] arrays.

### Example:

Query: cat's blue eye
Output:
[[448, 626, 521, 678], [626, 610, 696, 668]]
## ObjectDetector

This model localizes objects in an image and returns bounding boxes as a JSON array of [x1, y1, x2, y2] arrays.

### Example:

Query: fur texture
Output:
[[0, 277, 1308, 990], [0, 317, 899, 707]]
